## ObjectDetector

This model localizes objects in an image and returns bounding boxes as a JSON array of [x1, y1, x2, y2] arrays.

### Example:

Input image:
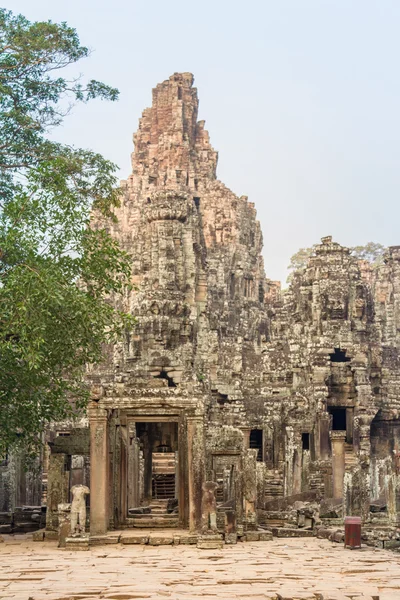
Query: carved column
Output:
[[187, 416, 205, 532], [89, 403, 109, 535], [243, 448, 258, 530], [330, 431, 346, 499], [319, 413, 331, 461], [45, 453, 68, 532]]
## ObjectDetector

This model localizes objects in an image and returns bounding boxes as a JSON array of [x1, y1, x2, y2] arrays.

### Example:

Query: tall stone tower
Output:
[[104, 72, 268, 397]]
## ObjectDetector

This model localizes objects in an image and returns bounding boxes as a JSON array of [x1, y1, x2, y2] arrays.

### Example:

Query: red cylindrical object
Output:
[[344, 516, 362, 549]]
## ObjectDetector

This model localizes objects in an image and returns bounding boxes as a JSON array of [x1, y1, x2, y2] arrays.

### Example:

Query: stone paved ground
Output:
[[1, 536, 400, 600]]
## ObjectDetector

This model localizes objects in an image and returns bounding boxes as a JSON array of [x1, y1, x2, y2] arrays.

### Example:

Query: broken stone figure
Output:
[[70, 485, 90, 536], [201, 481, 218, 533]]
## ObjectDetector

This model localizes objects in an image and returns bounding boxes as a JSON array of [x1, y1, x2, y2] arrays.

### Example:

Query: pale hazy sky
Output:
[[6, 0, 399, 283]]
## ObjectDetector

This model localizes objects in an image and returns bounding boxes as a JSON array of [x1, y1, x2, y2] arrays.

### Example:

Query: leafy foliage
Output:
[[0, 9, 133, 458]]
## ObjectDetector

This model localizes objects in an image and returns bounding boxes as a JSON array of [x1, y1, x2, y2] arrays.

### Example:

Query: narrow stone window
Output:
[[250, 429, 263, 461], [193, 197, 200, 210], [178, 86, 182, 100], [328, 407, 346, 430], [302, 433, 310, 450]]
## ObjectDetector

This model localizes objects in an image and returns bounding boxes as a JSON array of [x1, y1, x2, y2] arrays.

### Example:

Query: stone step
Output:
[[130, 512, 174, 519], [125, 517, 179, 528]]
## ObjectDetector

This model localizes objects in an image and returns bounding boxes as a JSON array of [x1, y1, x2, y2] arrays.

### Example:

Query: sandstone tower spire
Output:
[[130, 73, 218, 195]]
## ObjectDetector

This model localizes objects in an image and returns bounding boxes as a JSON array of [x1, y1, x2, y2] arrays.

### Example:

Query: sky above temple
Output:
[[7, 0, 399, 284]]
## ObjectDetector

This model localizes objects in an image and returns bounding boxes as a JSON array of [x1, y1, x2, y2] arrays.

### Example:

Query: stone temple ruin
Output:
[[1, 73, 400, 547]]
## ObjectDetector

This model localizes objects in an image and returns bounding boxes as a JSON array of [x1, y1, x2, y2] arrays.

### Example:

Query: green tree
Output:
[[0, 9, 132, 458], [351, 242, 386, 265], [286, 245, 317, 283]]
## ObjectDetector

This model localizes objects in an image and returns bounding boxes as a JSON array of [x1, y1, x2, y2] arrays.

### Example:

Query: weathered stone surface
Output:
[[90, 534, 120, 545], [120, 534, 148, 544], [65, 534, 89, 550], [32, 529, 45, 541], [197, 532, 224, 549], [272, 527, 315, 538], [148, 536, 173, 545], [258, 530, 273, 541]]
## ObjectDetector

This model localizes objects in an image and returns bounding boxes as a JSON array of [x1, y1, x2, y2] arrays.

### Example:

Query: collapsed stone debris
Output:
[[1, 73, 400, 549]]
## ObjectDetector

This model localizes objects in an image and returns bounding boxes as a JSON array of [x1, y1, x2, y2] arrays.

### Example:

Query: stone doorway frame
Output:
[[88, 396, 205, 536]]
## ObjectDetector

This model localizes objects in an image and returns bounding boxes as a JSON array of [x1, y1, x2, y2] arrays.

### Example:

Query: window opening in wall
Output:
[[193, 197, 200, 210], [302, 433, 310, 450], [328, 407, 346, 430], [178, 86, 182, 100], [329, 348, 350, 363], [57, 431, 71, 437], [0, 450, 8, 467], [153, 370, 177, 388], [249, 429, 263, 461]]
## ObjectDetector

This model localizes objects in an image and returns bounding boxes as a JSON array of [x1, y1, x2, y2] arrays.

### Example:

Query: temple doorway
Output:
[[127, 421, 179, 527]]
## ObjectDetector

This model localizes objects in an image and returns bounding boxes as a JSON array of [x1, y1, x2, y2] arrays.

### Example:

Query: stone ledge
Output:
[[120, 534, 149, 544], [90, 534, 120, 545], [65, 535, 89, 551], [148, 536, 173, 545], [271, 527, 315, 538]]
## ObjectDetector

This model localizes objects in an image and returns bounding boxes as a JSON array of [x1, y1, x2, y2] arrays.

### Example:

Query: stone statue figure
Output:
[[201, 481, 218, 533], [70, 484, 90, 536]]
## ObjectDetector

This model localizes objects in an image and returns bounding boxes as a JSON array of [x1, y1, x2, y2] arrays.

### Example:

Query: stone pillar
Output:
[[346, 408, 354, 444], [330, 431, 346, 499], [45, 453, 68, 531], [292, 449, 302, 495], [187, 416, 205, 532], [242, 428, 251, 450], [128, 426, 140, 510], [319, 413, 331, 460], [89, 403, 109, 536], [243, 448, 258, 530]]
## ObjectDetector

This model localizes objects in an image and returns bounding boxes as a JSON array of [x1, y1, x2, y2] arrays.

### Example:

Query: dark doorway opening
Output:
[[302, 433, 310, 450], [134, 422, 178, 506], [250, 429, 263, 461], [329, 348, 351, 363], [328, 407, 347, 431]]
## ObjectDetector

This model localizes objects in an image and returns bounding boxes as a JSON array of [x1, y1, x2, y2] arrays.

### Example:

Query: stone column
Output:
[[243, 448, 258, 530], [45, 453, 68, 532], [89, 403, 109, 536], [330, 431, 346, 499], [319, 413, 331, 460], [187, 416, 205, 532], [242, 428, 251, 450]]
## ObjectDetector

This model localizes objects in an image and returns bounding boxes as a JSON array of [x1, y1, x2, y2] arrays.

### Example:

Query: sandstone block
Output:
[[90, 534, 120, 545], [32, 529, 45, 541], [245, 531, 260, 542], [120, 534, 149, 545], [149, 536, 173, 545], [197, 533, 224, 549], [65, 535, 89, 551], [258, 530, 273, 541]]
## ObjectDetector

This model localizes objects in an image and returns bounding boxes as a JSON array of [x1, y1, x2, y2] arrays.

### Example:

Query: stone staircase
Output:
[[152, 452, 176, 500], [264, 468, 284, 502], [127, 499, 179, 528]]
